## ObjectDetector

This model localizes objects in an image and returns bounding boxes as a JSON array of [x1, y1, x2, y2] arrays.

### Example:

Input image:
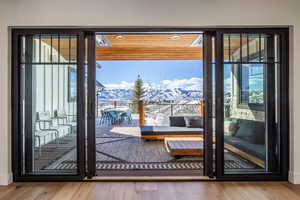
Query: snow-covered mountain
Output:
[[97, 87, 203, 102], [97, 77, 203, 102]]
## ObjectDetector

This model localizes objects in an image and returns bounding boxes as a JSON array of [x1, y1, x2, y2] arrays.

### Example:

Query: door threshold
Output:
[[84, 176, 215, 181]]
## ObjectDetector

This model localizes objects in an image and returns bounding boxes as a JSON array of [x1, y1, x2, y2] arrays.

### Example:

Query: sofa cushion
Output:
[[235, 120, 265, 144], [140, 126, 203, 135], [169, 116, 186, 127], [224, 135, 266, 161], [184, 116, 203, 128], [189, 119, 203, 128], [228, 121, 240, 136]]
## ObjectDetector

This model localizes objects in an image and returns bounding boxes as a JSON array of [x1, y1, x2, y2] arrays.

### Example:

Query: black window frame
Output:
[[11, 29, 86, 181], [215, 29, 289, 181], [11, 27, 289, 182]]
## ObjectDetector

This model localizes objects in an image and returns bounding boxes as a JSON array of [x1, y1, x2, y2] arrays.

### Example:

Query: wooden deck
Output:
[[40, 121, 260, 172], [95, 119, 200, 163]]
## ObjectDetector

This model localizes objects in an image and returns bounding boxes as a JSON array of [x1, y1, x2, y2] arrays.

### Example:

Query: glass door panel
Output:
[[220, 33, 280, 174], [16, 32, 85, 178]]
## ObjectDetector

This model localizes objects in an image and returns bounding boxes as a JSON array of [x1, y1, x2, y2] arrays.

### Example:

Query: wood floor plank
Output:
[[1, 182, 300, 200], [0, 182, 64, 200], [71, 182, 96, 200], [51, 182, 82, 200]]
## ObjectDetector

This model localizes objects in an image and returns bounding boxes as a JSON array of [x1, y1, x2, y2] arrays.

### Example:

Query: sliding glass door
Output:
[[215, 30, 289, 179], [11, 27, 288, 181], [12, 30, 86, 180]]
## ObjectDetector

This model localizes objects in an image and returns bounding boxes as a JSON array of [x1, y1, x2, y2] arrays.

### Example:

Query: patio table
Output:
[[104, 106, 130, 113], [102, 107, 131, 124]]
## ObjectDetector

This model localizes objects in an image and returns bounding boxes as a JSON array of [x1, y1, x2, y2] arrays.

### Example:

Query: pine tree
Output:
[[131, 75, 146, 113]]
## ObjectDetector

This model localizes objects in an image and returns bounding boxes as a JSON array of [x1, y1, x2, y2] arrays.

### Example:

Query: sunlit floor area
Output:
[[0, 181, 297, 200]]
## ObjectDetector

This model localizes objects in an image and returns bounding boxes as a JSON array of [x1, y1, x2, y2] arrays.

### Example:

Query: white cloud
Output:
[[104, 81, 134, 90], [103, 77, 203, 90], [160, 77, 202, 90]]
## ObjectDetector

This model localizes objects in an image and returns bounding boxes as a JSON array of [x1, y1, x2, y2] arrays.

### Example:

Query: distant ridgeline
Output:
[[97, 87, 203, 102]]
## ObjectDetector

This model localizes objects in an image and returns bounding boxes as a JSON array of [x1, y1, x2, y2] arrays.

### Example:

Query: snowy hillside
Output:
[[97, 77, 203, 102], [97, 87, 202, 102]]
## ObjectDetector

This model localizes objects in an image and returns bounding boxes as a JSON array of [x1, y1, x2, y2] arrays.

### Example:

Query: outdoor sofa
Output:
[[140, 116, 204, 140], [224, 119, 266, 168]]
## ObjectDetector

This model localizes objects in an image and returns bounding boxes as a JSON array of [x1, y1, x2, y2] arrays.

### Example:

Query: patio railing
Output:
[[96, 100, 204, 126]]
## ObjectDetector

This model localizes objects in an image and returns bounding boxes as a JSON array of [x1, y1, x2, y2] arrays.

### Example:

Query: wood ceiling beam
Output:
[[96, 46, 203, 60]]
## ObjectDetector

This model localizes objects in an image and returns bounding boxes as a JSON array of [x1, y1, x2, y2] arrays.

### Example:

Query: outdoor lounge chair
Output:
[[36, 111, 60, 145], [35, 111, 71, 154], [34, 130, 57, 157], [35, 111, 59, 157], [54, 110, 76, 135]]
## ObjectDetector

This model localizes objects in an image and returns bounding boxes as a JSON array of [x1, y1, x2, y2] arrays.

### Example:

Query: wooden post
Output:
[[202, 101, 205, 116], [138, 100, 145, 126], [199, 100, 204, 116]]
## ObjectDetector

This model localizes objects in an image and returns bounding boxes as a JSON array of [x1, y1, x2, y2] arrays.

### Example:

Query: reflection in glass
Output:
[[222, 33, 280, 174], [240, 64, 264, 104], [20, 35, 78, 174], [223, 63, 266, 173], [223, 34, 268, 63]]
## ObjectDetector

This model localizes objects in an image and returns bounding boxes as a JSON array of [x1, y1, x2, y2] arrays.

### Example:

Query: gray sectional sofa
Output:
[[224, 119, 266, 168], [140, 116, 204, 139]]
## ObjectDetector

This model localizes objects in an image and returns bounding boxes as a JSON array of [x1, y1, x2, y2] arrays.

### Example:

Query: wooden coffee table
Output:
[[164, 137, 204, 156]]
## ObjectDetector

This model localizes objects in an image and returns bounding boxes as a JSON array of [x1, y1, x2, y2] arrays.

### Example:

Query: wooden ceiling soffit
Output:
[[96, 46, 203, 60]]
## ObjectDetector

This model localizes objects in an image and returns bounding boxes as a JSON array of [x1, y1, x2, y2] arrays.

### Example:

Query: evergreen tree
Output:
[[131, 75, 146, 113]]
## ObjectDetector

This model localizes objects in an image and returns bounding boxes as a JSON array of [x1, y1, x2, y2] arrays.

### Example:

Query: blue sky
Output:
[[96, 60, 203, 84], [95, 60, 262, 92]]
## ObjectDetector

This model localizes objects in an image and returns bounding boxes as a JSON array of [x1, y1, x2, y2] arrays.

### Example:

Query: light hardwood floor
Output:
[[1, 181, 300, 200]]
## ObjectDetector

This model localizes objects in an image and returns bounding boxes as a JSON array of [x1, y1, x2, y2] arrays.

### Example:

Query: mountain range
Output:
[[96, 77, 203, 102], [97, 87, 203, 102]]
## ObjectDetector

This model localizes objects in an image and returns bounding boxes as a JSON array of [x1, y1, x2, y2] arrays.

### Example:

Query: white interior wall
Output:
[[33, 41, 75, 118], [34, 65, 75, 117], [0, 0, 299, 185]]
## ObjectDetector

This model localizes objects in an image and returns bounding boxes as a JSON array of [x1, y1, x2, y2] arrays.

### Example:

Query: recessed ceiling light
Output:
[[191, 35, 203, 47], [116, 35, 124, 40], [96, 35, 112, 46], [170, 35, 181, 40]]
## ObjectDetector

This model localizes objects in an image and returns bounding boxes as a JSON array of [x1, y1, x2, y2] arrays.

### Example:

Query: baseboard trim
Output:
[[289, 171, 300, 184], [0, 173, 13, 185], [85, 176, 214, 181]]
